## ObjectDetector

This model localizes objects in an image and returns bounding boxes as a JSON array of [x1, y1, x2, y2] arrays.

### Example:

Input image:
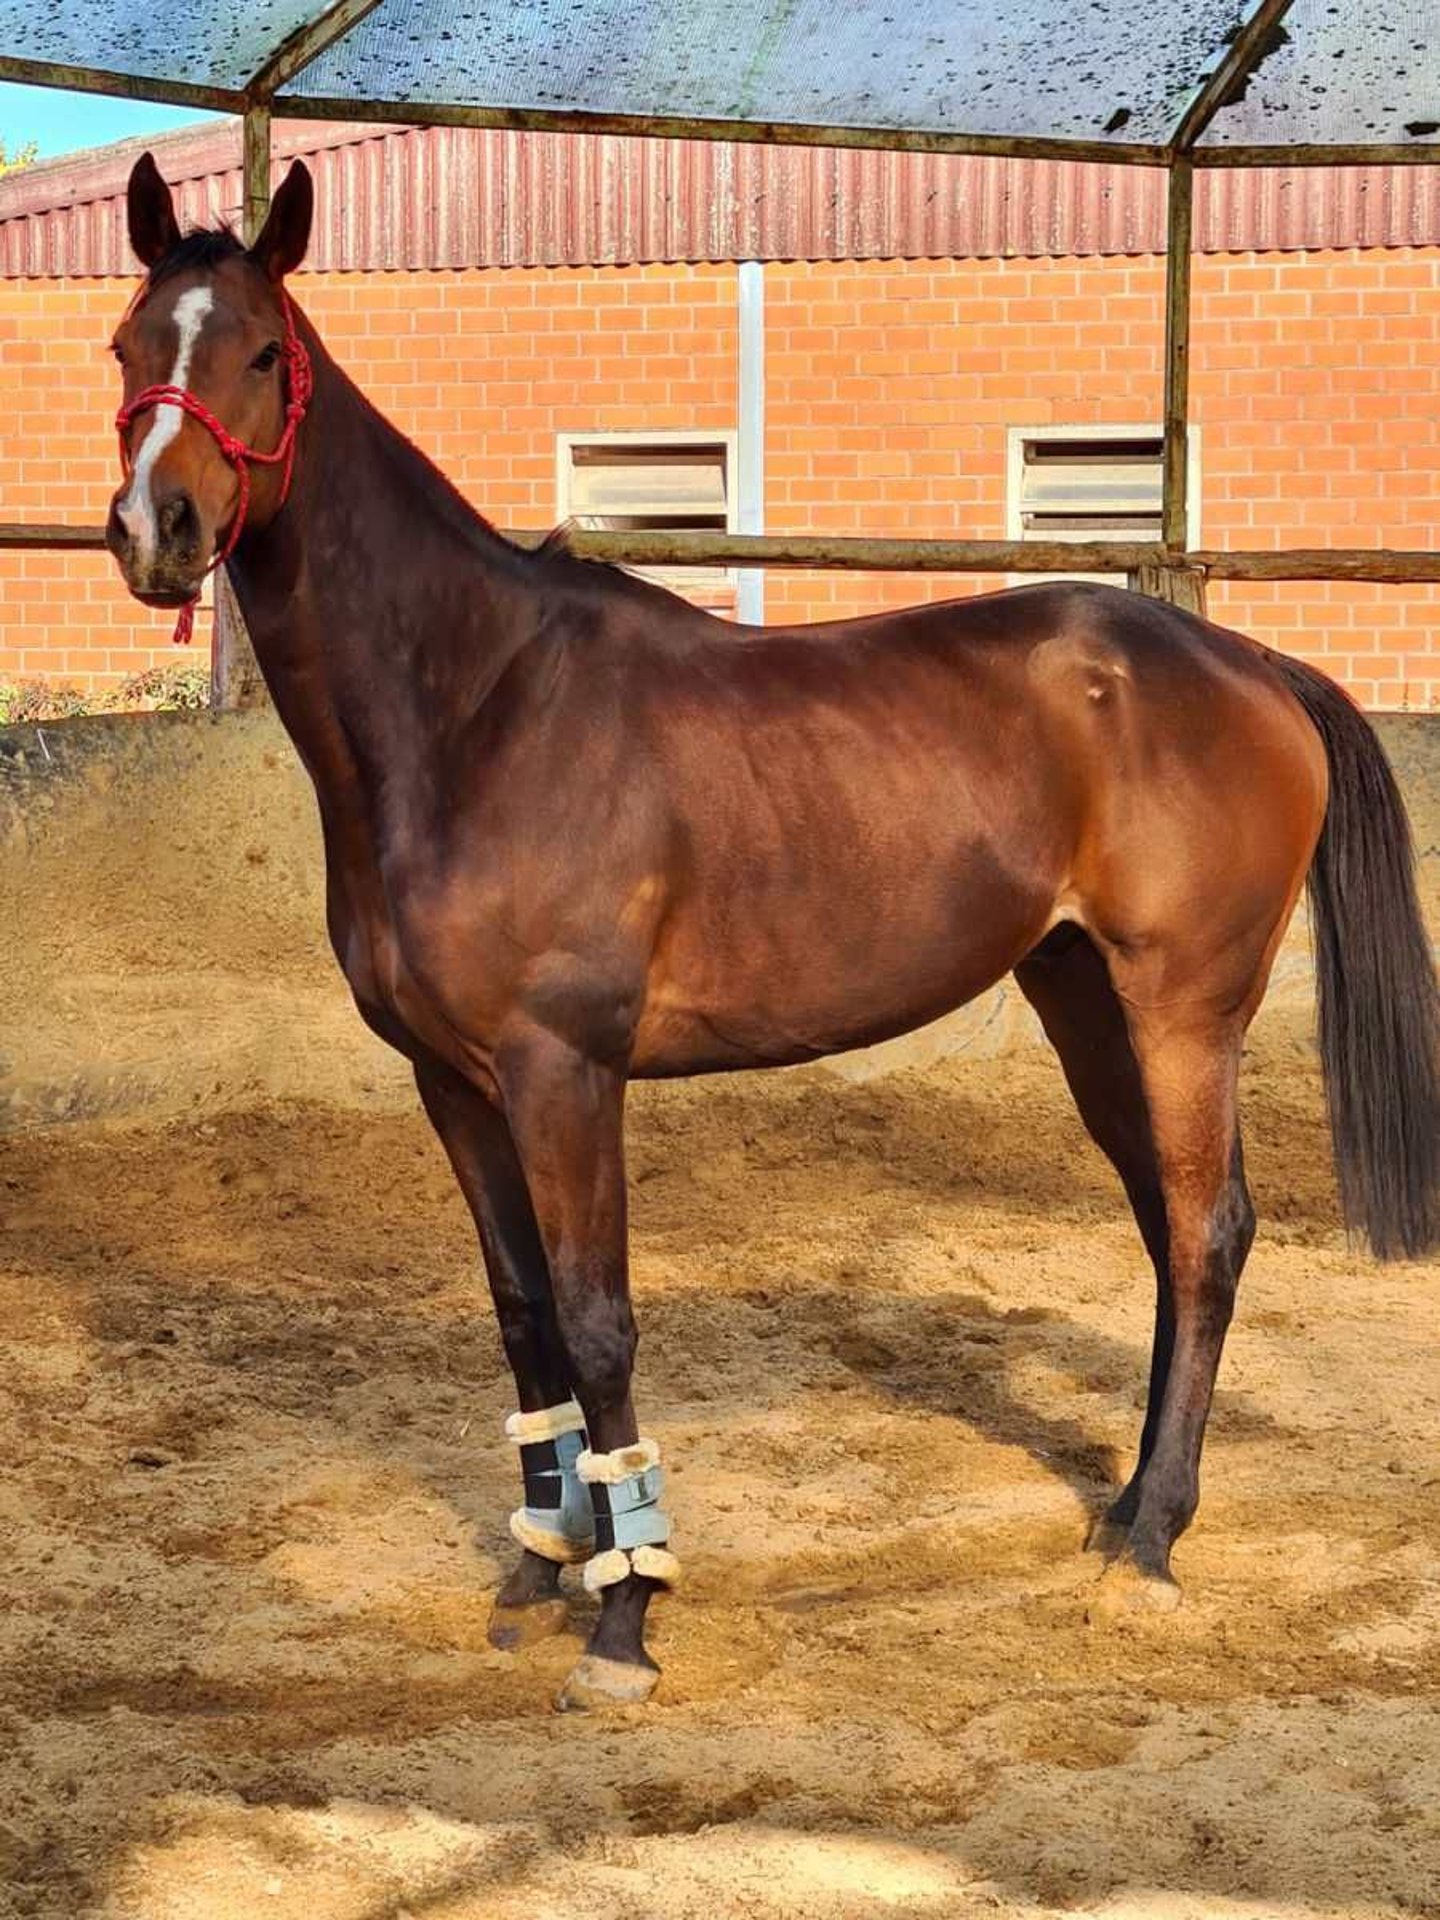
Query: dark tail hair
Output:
[[1272, 655, 1440, 1259]]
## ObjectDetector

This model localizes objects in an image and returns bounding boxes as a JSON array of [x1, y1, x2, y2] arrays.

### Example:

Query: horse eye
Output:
[[110, 343, 125, 365], [250, 341, 281, 373]]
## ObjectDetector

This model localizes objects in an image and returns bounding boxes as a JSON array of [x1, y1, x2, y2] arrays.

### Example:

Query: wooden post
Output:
[[242, 98, 272, 244], [1162, 158, 1194, 555], [1129, 562, 1207, 616], [211, 573, 270, 709], [211, 101, 274, 711]]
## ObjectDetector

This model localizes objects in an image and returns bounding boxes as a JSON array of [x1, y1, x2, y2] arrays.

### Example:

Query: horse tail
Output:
[[1271, 653, 1440, 1260]]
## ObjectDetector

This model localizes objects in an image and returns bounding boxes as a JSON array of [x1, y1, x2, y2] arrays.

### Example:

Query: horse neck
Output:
[[223, 314, 538, 786]]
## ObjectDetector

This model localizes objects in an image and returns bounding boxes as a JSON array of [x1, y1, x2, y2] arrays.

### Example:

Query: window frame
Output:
[[1004, 423, 1202, 580], [554, 428, 740, 604]]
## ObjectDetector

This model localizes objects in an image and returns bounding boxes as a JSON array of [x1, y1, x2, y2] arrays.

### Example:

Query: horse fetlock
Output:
[[1149, 1480, 1200, 1545], [1083, 1511, 1133, 1560]]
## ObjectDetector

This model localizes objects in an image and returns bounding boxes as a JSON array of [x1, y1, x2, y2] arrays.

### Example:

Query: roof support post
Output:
[[242, 97, 273, 244], [213, 98, 275, 710], [1161, 157, 1194, 555]]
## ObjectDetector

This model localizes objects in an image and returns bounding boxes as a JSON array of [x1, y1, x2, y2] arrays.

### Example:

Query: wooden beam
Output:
[[1162, 159, 1194, 552], [269, 90, 1440, 170], [1194, 548, 1440, 582], [274, 93, 1175, 168], [0, 57, 237, 113], [5, 524, 1439, 585], [0, 523, 107, 549], [1193, 141, 1440, 168], [1172, 0, 1300, 154], [246, 0, 387, 99], [506, 532, 1169, 573]]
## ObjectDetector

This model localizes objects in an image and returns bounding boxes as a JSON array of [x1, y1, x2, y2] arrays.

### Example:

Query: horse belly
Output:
[[632, 839, 1051, 1075]]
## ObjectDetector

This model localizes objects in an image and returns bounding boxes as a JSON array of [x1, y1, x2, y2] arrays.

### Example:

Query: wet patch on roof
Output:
[[283, 0, 1245, 147], [1203, 0, 1440, 147]]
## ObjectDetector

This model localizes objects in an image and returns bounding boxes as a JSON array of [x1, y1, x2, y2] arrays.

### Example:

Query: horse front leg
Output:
[[414, 1060, 588, 1649], [496, 1029, 679, 1711]]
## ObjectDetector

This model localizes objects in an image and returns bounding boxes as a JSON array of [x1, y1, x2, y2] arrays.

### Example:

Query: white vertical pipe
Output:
[[736, 259, 765, 625]]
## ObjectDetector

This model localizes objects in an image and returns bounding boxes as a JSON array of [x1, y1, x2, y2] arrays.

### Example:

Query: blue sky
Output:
[[1, 84, 208, 161]]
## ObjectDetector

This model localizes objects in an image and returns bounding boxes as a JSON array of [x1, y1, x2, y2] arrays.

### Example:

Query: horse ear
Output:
[[248, 161, 314, 283], [127, 152, 182, 268]]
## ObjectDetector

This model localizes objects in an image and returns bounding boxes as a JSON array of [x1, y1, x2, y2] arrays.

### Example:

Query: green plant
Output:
[[0, 678, 94, 723], [114, 662, 213, 711], [0, 139, 37, 178], [0, 663, 214, 723]]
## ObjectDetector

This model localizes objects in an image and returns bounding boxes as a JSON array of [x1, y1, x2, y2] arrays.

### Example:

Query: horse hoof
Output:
[[487, 1596, 569, 1651], [1084, 1514, 1132, 1561], [1086, 1558, 1183, 1625], [555, 1654, 660, 1712]]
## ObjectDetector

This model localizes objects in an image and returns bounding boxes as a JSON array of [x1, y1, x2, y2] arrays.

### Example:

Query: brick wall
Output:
[[1, 248, 1435, 708]]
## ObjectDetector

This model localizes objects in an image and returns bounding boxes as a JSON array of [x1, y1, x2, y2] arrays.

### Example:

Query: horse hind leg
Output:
[[1095, 1001, 1255, 1608], [1015, 927, 1171, 1550], [1015, 926, 1257, 1603]]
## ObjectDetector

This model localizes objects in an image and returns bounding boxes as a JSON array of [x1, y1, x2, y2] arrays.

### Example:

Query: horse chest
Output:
[[327, 858, 507, 1082]]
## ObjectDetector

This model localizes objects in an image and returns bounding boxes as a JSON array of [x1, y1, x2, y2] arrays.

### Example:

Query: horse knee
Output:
[[560, 1288, 637, 1406]]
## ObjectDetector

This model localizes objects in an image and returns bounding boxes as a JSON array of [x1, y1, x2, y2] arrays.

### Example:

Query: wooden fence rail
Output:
[[4, 523, 1438, 582]]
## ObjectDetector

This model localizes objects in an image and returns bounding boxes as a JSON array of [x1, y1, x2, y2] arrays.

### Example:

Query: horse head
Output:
[[106, 152, 314, 612]]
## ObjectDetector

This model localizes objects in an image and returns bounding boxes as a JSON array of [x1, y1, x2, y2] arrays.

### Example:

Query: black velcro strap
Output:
[[589, 1481, 614, 1551], [519, 1438, 563, 1510]]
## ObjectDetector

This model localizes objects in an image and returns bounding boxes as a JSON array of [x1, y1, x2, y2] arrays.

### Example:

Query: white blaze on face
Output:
[[117, 284, 214, 569]]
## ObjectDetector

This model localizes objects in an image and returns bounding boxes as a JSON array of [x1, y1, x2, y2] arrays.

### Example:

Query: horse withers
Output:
[[104, 154, 1440, 1710]]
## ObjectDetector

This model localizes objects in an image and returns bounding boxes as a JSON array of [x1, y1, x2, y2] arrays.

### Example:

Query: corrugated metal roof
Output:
[[1, 117, 1437, 279]]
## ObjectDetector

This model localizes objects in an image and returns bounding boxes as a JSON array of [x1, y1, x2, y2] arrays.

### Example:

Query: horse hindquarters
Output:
[[1014, 629, 1324, 1603]]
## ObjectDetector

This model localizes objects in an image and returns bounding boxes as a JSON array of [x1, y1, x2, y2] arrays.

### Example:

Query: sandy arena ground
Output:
[[1, 1018, 1438, 1920]]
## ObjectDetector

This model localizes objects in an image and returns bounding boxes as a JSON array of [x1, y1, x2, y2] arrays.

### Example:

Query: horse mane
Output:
[[527, 522, 685, 607], [146, 224, 247, 290]]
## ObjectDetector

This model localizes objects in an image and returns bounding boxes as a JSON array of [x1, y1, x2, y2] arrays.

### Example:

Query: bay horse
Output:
[[105, 155, 1440, 1711]]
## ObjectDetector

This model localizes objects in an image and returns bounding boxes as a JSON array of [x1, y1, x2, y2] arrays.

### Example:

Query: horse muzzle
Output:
[[106, 484, 211, 604]]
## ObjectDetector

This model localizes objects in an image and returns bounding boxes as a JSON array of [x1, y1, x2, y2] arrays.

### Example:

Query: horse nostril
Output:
[[157, 491, 199, 553], [104, 499, 131, 557]]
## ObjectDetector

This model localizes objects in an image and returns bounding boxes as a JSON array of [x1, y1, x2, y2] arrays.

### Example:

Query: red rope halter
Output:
[[114, 288, 313, 644]]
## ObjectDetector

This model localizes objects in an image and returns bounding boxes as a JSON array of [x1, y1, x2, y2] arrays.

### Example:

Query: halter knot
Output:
[[114, 288, 312, 645]]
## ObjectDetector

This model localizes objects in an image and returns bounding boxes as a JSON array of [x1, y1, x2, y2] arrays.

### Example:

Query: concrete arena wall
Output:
[[0, 709, 1437, 1132]]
